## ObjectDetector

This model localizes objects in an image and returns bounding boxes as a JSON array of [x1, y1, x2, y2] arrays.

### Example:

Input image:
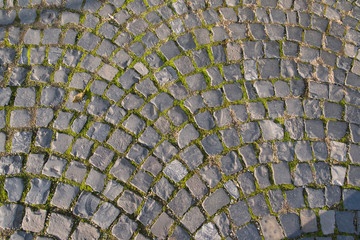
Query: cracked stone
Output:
[[22, 208, 46, 233], [4, 178, 24, 202], [25, 178, 51, 205], [73, 191, 100, 219]]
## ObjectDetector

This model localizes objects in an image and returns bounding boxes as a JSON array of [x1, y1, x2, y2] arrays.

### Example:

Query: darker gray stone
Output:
[[211, 45, 227, 63], [247, 194, 269, 217], [327, 121, 347, 140], [305, 119, 325, 139], [229, 200, 251, 227], [268, 189, 285, 213], [290, 79, 305, 97], [249, 23, 267, 40], [272, 162, 292, 185], [202, 188, 230, 216], [237, 172, 256, 195], [258, 59, 280, 79], [221, 151, 243, 175], [160, 41, 180, 60], [239, 144, 258, 167], [279, 213, 302, 239], [286, 188, 305, 209], [306, 188, 325, 208], [195, 111, 215, 130], [294, 163, 313, 186], [236, 223, 261, 240], [131, 170, 153, 193], [89, 146, 115, 170], [314, 162, 331, 185], [336, 211, 356, 233], [201, 134, 224, 155], [343, 189, 360, 210]]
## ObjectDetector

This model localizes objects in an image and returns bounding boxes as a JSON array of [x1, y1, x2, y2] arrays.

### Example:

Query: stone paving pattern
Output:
[[0, 0, 360, 239]]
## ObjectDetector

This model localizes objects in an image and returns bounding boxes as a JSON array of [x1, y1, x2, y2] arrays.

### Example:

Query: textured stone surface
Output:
[[0, 1, 357, 239]]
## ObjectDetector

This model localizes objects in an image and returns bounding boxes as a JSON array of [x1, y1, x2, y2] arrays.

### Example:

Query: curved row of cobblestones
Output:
[[0, 0, 360, 239]]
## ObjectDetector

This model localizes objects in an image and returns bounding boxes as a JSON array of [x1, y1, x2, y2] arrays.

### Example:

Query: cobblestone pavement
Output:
[[0, 0, 360, 239]]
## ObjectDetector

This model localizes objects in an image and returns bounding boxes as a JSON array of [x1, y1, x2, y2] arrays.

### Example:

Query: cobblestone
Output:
[[0, 0, 359, 239]]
